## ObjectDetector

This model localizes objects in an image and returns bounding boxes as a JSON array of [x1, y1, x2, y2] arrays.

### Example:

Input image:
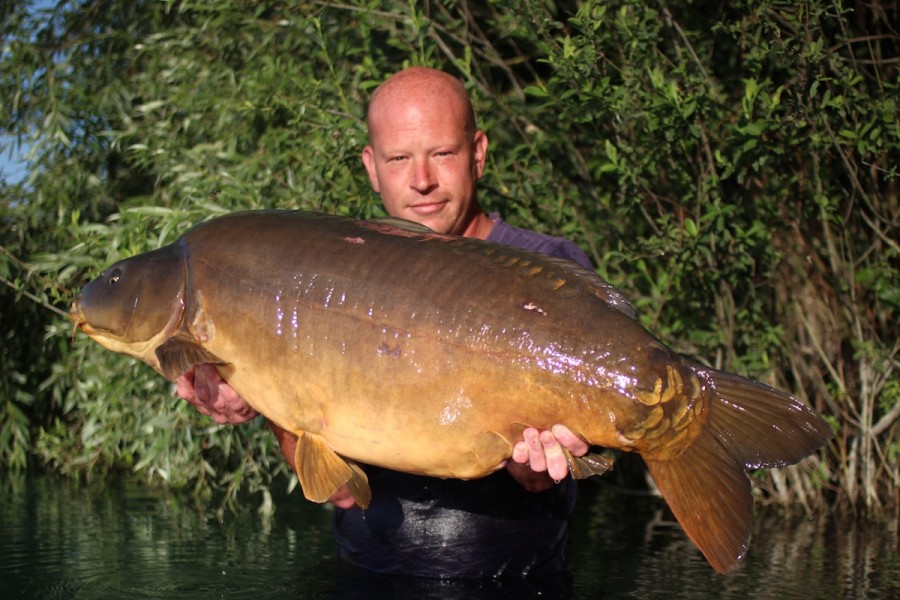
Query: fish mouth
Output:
[[69, 294, 87, 343], [69, 297, 84, 326], [69, 299, 86, 342], [68, 296, 94, 335]]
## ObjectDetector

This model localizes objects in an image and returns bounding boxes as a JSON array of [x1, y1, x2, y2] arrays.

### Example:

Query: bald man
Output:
[[177, 67, 596, 579]]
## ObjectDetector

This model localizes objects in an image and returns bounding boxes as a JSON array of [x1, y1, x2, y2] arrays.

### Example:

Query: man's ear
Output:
[[473, 130, 489, 179], [361, 145, 380, 192]]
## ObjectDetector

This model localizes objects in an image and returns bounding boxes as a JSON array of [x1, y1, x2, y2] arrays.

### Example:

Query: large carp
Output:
[[70, 210, 831, 573]]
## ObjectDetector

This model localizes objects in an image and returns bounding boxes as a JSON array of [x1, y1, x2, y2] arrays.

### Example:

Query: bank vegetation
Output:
[[1, 0, 897, 516]]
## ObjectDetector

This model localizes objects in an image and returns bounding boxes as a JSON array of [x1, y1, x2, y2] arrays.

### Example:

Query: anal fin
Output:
[[293, 432, 372, 509], [566, 449, 614, 479]]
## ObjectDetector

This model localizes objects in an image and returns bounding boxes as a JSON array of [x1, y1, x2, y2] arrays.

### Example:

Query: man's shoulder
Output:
[[486, 214, 593, 269]]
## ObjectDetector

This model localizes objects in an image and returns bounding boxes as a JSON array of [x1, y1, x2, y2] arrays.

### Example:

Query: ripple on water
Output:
[[2, 473, 899, 599]]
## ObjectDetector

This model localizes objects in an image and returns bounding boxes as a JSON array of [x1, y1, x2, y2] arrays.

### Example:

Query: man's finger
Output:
[[540, 429, 569, 481], [524, 428, 547, 472], [328, 485, 358, 509], [511, 441, 529, 464], [174, 373, 195, 402], [551, 424, 589, 456]]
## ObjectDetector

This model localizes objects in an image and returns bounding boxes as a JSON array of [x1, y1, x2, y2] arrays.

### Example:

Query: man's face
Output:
[[362, 96, 488, 236]]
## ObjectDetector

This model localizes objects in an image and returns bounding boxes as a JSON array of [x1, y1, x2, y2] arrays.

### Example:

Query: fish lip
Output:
[[68, 301, 92, 341], [68, 302, 85, 327], [68, 299, 94, 333], [69, 313, 92, 335]]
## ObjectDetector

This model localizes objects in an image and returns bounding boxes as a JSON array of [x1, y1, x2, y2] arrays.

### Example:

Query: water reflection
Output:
[[1, 472, 897, 599], [0, 472, 333, 600]]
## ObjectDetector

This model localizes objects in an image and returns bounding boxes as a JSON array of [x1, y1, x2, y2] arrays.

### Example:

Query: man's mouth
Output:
[[408, 201, 447, 215]]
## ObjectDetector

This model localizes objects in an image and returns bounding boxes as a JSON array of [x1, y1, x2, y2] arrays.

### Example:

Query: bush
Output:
[[2, 0, 896, 512]]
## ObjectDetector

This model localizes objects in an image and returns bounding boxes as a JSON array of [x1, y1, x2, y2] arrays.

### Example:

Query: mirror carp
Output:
[[70, 210, 832, 573]]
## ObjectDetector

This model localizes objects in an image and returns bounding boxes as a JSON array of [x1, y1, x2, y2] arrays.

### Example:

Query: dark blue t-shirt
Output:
[[486, 214, 593, 270], [333, 216, 594, 579]]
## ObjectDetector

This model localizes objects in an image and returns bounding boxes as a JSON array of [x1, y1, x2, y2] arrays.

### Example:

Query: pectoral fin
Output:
[[293, 431, 372, 509], [156, 336, 227, 380]]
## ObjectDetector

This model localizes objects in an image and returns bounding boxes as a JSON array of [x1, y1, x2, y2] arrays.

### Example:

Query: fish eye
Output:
[[107, 268, 122, 286]]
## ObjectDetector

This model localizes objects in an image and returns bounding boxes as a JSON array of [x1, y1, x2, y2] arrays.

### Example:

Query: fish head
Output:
[[70, 243, 187, 373]]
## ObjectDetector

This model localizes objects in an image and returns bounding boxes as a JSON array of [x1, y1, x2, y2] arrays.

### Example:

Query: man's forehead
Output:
[[371, 131, 468, 156], [372, 89, 464, 117], [370, 101, 467, 138], [371, 68, 463, 105]]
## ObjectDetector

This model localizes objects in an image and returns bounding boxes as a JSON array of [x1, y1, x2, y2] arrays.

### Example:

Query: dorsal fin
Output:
[[367, 216, 437, 234]]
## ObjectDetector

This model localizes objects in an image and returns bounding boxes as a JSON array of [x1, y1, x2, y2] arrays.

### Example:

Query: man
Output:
[[177, 67, 595, 578]]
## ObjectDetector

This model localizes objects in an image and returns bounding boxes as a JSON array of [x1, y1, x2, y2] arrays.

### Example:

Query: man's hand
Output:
[[507, 425, 589, 492], [175, 364, 259, 424]]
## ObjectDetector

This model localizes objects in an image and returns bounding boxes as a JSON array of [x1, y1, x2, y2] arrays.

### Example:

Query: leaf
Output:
[[524, 85, 549, 98]]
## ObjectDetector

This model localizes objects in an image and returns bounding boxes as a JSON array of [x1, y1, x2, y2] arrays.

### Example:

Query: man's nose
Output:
[[410, 160, 437, 193]]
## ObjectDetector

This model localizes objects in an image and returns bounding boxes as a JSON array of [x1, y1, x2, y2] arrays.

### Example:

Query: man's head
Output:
[[361, 67, 490, 236]]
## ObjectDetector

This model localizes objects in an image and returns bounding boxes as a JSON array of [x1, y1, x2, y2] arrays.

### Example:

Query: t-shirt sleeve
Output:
[[487, 218, 594, 269]]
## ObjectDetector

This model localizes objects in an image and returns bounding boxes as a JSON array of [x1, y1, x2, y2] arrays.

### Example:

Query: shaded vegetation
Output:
[[2, 0, 897, 513]]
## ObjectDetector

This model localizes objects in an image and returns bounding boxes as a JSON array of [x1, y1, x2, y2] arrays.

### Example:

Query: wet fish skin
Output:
[[70, 210, 832, 573]]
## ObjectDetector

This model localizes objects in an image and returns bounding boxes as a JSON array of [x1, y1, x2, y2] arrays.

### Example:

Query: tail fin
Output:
[[644, 368, 832, 573]]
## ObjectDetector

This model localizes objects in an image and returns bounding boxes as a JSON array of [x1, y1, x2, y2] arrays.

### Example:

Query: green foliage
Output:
[[1, 0, 897, 511]]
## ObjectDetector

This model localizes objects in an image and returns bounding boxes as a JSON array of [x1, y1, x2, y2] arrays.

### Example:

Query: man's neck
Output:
[[461, 211, 494, 240]]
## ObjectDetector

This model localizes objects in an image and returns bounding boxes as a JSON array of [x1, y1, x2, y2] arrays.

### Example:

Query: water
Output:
[[1, 472, 897, 599]]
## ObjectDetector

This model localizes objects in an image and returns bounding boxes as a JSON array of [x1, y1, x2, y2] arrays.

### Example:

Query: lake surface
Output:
[[1, 471, 897, 599]]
